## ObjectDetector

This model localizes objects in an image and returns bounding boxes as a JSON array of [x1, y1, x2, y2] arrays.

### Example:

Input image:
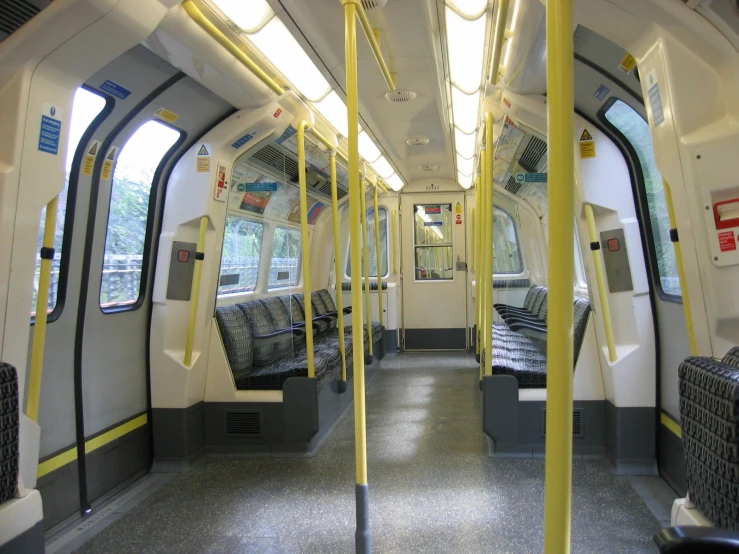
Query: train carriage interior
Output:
[[3, 0, 739, 552]]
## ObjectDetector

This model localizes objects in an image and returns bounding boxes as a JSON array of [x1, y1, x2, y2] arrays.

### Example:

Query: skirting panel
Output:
[[152, 402, 205, 460], [0, 521, 44, 554], [605, 401, 658, 475], [404, 328, 466, 351], [37, 459, 80, 530], [659, 422, 687, 496]]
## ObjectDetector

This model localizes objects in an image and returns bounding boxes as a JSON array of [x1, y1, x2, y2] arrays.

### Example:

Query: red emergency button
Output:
[[607, 238, 620, 252], [178, 250, 190, 263]]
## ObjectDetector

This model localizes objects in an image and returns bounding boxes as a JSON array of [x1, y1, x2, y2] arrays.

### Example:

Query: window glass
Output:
[[218, 217, 264, 295], [100, 120, 180, 308], [604, 99, 681, 297], [346, 207, 389, 278], [269, 227, 301, 289], [32, 88, 106, 317], [413, 204, 453, 280], [575, 224, 588, 289], [493, 207, 523, 274]]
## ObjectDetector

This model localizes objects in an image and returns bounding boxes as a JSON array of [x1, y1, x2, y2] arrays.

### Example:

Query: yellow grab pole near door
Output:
[[391, 209, 398, 275], [584, 204, 617, 363], [479, 151, 487, 380], [485, 113, 495, 376], [663, 181, 698, 356], [342, 1, 371, 550], [360, 179, 373, 356], [27, 195, 59, 422], [184, 215, 209, 367], [373, 185, 384, 329], [330, 153, 348, 384], [297, 121, 316, 378], [470, 206, 476, 273], [543, 0, 576, 551]]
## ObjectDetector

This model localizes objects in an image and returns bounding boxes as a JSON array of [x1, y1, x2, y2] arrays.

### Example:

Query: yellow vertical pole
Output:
[[184, 215, 209, 367], [342, 2, 371, 550], [543, 0, 575, 550], [474, 182, 481, 356], [27, 196, 59, 422], [485, 114, 495, 376], [584, 204, 617, 363], [470, 206, 476, 273], [297, 121, 316, 378], [663, 181, 698, 356], [391, 209, 398, 275], [330, 153, 348, 383], [479, 151, 487, 380], [361, 180, 373, 356], [373, 185, 384, 329]]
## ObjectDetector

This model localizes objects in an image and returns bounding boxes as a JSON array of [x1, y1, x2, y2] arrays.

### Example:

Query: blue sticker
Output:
[[38, 107, 61, 155], [275, 126, 297, 145], [232, 133, 254, 149], [423, 221, 444, 227], [647, 71, 664, 127], [593, 84, 611, 101], [241, 182, 279, 192], [100, 80, 131, 100], [516, 172, 547, 183]]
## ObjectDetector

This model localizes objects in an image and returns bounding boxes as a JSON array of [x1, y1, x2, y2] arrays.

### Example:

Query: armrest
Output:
[[654, 526, 739, 553], [497, 307, 534, 318], [253, 328, 306, 347], [515, 327, 548, 343], [508, 320, 548, 333], [505, 315, 546, 327], [343, 307, 353, 314]]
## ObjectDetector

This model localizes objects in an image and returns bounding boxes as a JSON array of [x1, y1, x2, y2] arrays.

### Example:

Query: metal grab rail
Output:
[[182, 0, 284, 96], [469, 207, 476, 273], [391, 209, 398, 275], [343, 1, 371, 550], [584, 204, 617, 363], [543, 0, 576, 551], [474, 187, 481, 358], [484, 113, 495, 377], [329, 153, 348, 383], [297, 121, 316, 378], [373, 186, 384, 329], [354, 0, 396, 91], [184, 216, 209, 367], [360, 180, 373, 356], [27, 195, 59, 422], [663, 181, 698, 356], [489, 0, 510, 85], [479, 150, 487, 379]]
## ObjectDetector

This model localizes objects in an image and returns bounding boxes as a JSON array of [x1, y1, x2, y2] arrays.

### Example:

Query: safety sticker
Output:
[[619, 53, 637, 74], [593, 84, 611, 102], [719, 231, 736, 252], [155, 107, 180, 123], [196, 144, 211, 173], [101, 146, 118, 180], [425, 206, 442, 214], [100, 80, 131, 100], [503, 97, 511, 109], [214, 165, 227, 202], [82, 140, 101, 176], [455, 202, 463, 225], [647, 71, 665, 127], [579, 129, 596, 159], [38, 103, 62, 155]]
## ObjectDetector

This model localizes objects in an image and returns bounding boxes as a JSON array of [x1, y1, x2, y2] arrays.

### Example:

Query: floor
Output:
[[62, 353, 666, 553]]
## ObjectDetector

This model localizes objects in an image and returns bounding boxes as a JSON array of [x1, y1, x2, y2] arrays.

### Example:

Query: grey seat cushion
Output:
[[317, 289, 337, 312], [262, 297, 305, 350], [215, 305, 254, 377], [235, 354, 331, 391], [239, 300, 278, 365], [279, 295, 305, 325]]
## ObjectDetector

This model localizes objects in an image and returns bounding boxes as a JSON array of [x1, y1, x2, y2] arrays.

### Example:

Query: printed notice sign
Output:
[[38, 103, 62, 155]]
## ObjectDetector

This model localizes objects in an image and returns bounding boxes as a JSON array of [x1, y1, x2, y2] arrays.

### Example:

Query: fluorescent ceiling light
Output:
[[451, 86, 480, 134], [455, 127, 477, 159], [250, 17, 331, 101], [370, 156, 394, 179], [446, 0, 487, 18], [212, 0, 274, 33], [313, 91, 353, 137], [386, 173, 404, 191], [509, 0, 521, 33], [458, 171, 473, 189], [502, 37, 513, 67], [445, 7, 487, 94], [358, 131, 381, 162], [457, 154, 474, 176]]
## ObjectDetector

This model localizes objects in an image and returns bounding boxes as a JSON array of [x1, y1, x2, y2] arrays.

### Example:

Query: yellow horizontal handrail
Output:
[[489, 0, 510, 85], [354, 1, 396, 91], [309, 127, 336, 152], [182, 0, 284, 96]]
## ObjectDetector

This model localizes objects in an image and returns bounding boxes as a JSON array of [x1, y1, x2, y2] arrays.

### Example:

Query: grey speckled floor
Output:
[[71, 353, 662, 553]]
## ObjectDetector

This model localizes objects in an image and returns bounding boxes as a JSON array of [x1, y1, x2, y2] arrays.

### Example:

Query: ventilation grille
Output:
[[518, 135, 548, 173], [225, 410, 263, 436], [385, 89, 417, 103], [0, 0, 42, 40], [317, 181, 348, 199], [506, 175, 521, 195], [251, 145, 299, 180], [361, 0, 388, 10], [541, 408, 583, 438], [407, 137, 430, 147]]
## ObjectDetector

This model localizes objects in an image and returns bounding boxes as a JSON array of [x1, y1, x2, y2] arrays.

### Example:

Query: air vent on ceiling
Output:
[[540, 408, 583, 438], [407, 137, 430, 147], [318, 181, 348, 199], [361, 0, 388, 10], [518, 135, 548, 173], [225, 410, 263, 436], [385, 89, 417, 103], [251, 144, 300, 180], [419, 165, 439, 172], [0, 0, 42, 41], [505, 175, 522, 195]]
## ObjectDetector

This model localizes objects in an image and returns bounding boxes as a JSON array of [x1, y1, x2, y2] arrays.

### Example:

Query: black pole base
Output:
[[475, 352, 480, 363], [364, 353, 373, 366], [355, 484, 371, 554], [337, 380, 348, 394]]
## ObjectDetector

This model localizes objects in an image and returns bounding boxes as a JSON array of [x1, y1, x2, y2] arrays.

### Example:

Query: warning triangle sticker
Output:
[[197, 145, 209, 156], [106, 148, 116, 160], [580, 129, 593, 141], [88, 143, 98, 155]]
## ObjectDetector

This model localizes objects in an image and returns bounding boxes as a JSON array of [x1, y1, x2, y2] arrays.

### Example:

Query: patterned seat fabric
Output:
[[235, 355, 331, 392], [678, 349, 739, 531], [239, 300, 279, 365], [292, 294, 330, 333], [0, 363, 19, 504], [262, 297, 305, 350], [215, 305, 254, 383], [311, 292, 337, 329], [317, 289, 337, 312]]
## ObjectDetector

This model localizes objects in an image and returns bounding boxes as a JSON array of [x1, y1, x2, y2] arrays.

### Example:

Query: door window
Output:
[[100, 120, 181, 309], [413, 204, 453, 280], [218, 216, 264, 295], [269, 226, 301, 289]]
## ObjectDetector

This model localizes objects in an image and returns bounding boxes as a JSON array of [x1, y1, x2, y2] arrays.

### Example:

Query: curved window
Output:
[[32, 87, 107, 318], [218, 216, 264, 295], [269, 226, 301, 289], [100, 120, 181, 309], [602, 99, 681, 298], [493, 207, 523, 274]]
